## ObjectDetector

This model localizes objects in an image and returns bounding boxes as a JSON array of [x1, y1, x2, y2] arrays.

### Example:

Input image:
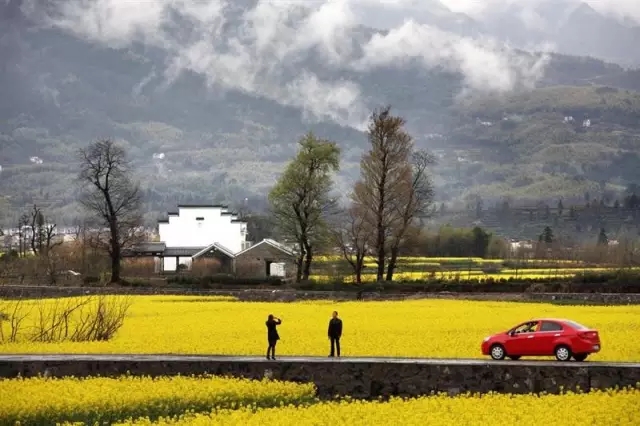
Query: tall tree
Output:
[[269, 132, 340, 282], [384, 150, 435, 280], [78, 139, 143, 283], [353, 106, 428, 281]]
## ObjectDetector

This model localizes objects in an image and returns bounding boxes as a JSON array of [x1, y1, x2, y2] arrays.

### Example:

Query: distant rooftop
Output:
[[177, 204, 229, 209]]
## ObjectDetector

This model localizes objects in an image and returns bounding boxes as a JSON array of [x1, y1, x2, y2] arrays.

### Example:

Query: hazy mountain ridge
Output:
[[430, 0, 640, 66], [1, 1, 640, 228]]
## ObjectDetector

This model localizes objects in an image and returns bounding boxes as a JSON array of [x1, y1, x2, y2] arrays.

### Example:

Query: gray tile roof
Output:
[[163, 247, 205, 257], [133, 242, 166, 252], [192, 242, 236, 259]]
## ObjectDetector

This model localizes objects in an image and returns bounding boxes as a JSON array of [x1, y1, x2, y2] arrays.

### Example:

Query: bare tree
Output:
[[330, 203, 369, 284], [385, 150, 436, 280], [78, 139, 143, 283], [17, 213, 29, 257], [29, 204, 44, 255], [352, 106, 416, 281], [28, 204, 62, 257]]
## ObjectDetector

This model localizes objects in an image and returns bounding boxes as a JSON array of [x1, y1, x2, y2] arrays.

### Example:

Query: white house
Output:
[[153, 204, 250, 272], [125, 204, 297, 276]]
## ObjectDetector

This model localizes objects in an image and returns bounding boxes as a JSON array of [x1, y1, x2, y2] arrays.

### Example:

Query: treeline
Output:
[[401, 226, 507, 259]]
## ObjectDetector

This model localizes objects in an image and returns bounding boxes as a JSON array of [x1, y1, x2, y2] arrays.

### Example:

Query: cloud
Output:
[[355, 20, 548, 93], [21, 0, 550, 129]]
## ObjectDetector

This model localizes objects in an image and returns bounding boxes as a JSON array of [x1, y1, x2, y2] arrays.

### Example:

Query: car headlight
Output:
[[483, 336, 490, 342]]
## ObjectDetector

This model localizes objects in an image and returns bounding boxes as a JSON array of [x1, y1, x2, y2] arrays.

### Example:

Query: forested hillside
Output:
[[1, 2, 640, 229]]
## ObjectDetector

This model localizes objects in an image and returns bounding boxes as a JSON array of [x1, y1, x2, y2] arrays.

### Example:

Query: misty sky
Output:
[[440, 0, 639, 22]]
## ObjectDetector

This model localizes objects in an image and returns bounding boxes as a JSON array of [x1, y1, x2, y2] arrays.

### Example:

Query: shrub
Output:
[[0, 295, 132, 344]]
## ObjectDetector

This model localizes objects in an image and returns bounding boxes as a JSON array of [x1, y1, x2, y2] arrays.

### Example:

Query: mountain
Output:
[[475, 1, 640, 66], [437, 85, 640, 204], [1, 1, 640, 229], [356, 0, 484, 37]]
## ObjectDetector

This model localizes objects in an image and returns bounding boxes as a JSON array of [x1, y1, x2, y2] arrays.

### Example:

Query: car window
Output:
[[564, 320, 589, 330], [540, 321, 563, 332], [513, 321, 538, 333]]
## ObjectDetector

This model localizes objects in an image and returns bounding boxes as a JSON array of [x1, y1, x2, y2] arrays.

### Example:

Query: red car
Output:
[[481, 318, 601, 362]]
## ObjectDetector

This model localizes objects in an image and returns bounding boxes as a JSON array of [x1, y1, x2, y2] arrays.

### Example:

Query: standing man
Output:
[[328, 311, 343, 357]]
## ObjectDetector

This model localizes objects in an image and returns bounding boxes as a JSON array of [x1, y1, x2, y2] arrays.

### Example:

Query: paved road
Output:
[[1, 354, 638, 368]]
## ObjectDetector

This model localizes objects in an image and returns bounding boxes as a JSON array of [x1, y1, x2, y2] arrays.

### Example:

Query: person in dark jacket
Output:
[[327, 311, 343, 357], [266, 314, 282, 360]]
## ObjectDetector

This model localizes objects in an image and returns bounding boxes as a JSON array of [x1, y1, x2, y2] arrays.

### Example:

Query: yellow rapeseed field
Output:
[[1, 296, 639, 361], [121, 389, 640, 426], [2, 375, 638, 425], [0, 375, 316, 425]]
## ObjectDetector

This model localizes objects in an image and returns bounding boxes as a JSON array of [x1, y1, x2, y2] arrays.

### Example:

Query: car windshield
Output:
[[565, 320, 589, 330]]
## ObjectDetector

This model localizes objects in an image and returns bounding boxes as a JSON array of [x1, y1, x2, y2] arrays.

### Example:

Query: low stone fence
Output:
[[1, 285, 640, 304], [0, 355, 638, 399]]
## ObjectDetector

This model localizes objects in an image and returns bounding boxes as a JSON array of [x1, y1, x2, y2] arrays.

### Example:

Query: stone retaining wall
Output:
[[1, 285, 640, 304], [0, 355, 638, 399]]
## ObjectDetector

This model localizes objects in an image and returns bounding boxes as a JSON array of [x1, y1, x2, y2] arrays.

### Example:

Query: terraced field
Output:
[[311, 256, 630, 282]]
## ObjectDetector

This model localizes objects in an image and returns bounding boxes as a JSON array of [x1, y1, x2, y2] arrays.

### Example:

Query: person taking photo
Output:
[[266, 314, 282, 360]]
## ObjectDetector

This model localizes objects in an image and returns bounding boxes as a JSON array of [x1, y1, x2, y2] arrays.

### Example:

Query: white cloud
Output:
[[355, 20, 548, 93], [22, 0, 551, 129]]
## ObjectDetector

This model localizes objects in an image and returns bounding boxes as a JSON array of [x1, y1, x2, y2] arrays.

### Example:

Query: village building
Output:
[[126, 204, 295, 278]]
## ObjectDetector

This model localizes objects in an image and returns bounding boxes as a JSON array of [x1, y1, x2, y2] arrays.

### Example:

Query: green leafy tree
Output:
[[269, 132, 340, 282]]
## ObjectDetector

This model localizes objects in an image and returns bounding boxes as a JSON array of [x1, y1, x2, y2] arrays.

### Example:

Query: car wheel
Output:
[[490, 344, 506, 360], [573, 354, 588, 362], [555, 345, 572, 362], [508, 356, 521, 360]]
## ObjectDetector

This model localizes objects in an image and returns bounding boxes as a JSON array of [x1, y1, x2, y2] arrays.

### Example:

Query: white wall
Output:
[[158, 207, 247, 253]]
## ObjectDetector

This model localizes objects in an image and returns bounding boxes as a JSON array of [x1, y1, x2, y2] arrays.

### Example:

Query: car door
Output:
[[504, 321, 539, 356], [534, 320, 565, 356]]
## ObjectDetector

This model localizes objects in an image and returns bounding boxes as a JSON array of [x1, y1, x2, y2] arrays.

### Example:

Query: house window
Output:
[[196, 217, 204, 221]]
